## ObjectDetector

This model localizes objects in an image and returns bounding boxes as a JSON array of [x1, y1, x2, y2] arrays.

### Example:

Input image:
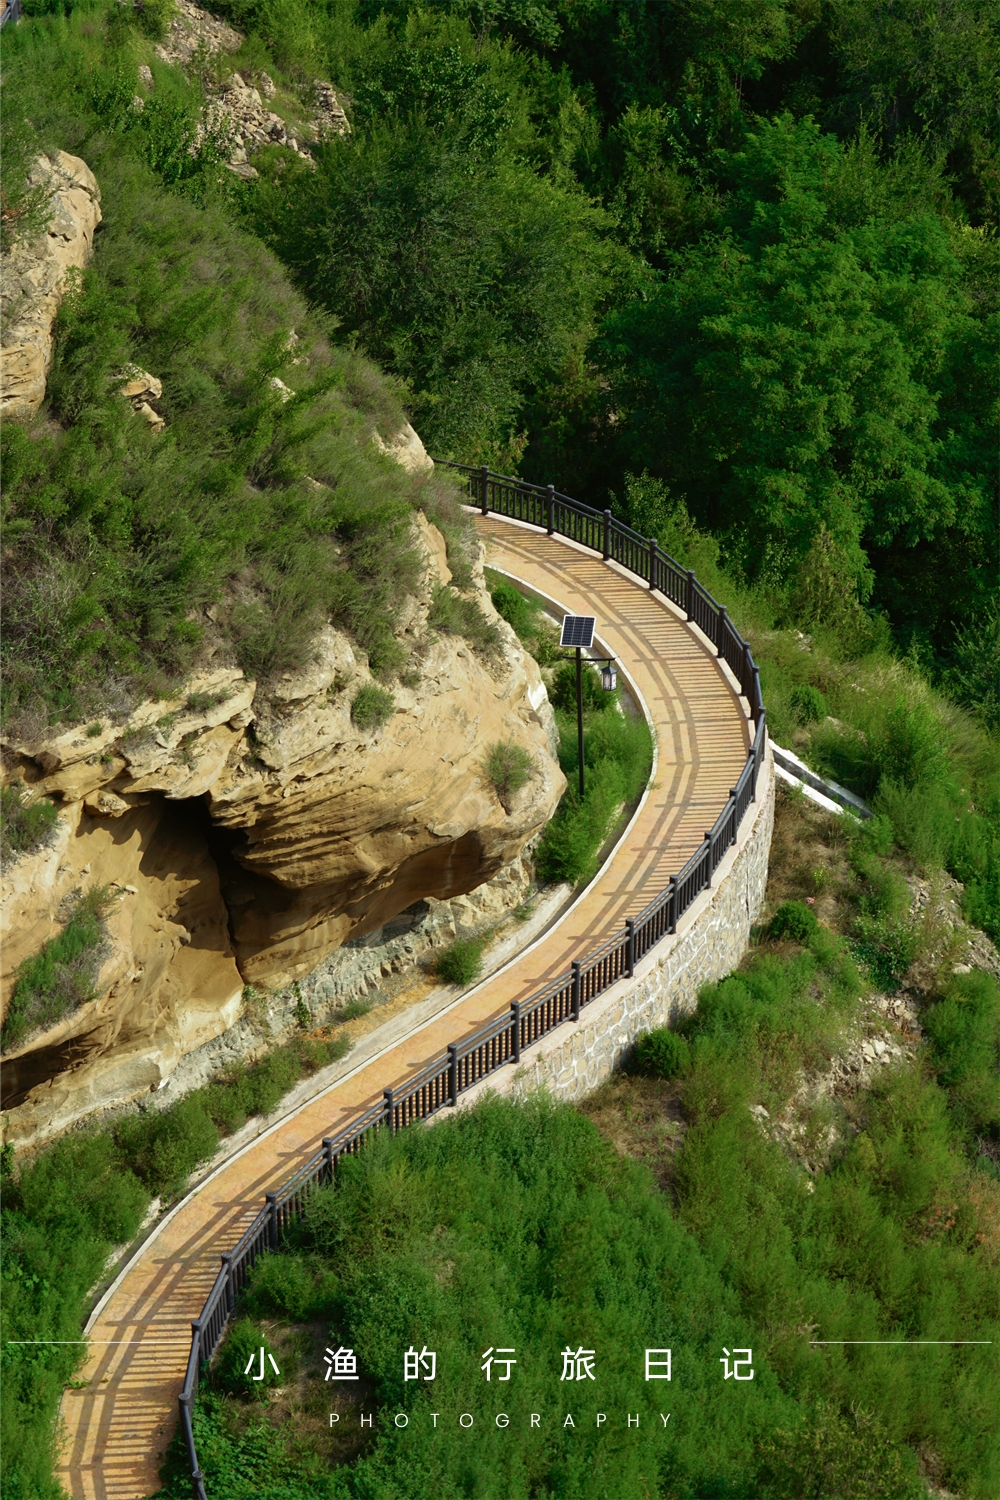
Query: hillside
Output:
[[1, 1, 998, 1497]]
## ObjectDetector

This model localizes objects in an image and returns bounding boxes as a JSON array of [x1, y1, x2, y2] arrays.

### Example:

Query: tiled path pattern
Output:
[[56, 515, 750, 1498]]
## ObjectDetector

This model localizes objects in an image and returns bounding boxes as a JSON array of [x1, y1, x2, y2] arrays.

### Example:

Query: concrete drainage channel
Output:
[[770, 742, 871, 819]]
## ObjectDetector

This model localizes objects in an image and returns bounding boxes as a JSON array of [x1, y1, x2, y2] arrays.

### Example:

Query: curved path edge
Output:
[[57, 513, 756, 1500]]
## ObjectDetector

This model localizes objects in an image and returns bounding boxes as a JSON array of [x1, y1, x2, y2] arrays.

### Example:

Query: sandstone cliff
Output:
[[1, 516, 564, 1147], [0, 151, 102, 420]]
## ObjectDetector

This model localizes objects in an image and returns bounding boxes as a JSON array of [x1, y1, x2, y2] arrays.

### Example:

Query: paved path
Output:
[[56, 515, 750, 1499]]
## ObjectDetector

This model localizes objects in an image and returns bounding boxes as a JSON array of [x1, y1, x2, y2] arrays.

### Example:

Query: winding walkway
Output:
[[56, 514, 750, 1499]]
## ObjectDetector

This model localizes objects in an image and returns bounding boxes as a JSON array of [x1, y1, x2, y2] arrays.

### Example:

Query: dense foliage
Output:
[[0, 1026, 352, 1500], [2, 18, 489, 729], [155, 920, 999, 1497], [6, 0, 997, 697], [1, 884, 115, 1052]]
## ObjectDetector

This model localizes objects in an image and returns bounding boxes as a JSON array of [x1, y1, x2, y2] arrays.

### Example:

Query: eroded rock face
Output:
[[152, 2, 349, 176], [373, 421, 434, 474], [1, 515, 564, 1147], [0, 152, 102, 420], [154, 0, 243, 68]]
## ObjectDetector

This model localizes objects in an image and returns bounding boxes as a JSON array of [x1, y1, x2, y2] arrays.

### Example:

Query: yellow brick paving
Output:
[[55, 514, 749, 1498]]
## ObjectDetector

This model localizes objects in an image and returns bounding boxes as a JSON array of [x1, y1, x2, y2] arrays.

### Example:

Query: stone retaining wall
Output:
[[454, 747, 775, 1110]]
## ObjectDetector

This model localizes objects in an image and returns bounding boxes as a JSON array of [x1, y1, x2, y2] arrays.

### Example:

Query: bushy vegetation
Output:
[[427, 583, 503, 662], [1, 885, 116, 1053], [0, 782, 60, 864], [1, 9, 493, 730], [923, 970, 1000, 1149], [0, 1026, 351, 1498], [616, 470, 1000, 946], [350, 682, 395, 732], [113, 1031, 351, 1198], [537, 701, 653, 885], [481, 738, 534, 808], [602, 933, 999, 1498], [487, 570, 560, 664], [435, 935, 484, 986]]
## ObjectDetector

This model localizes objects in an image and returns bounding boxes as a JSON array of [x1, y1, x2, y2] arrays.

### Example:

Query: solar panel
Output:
[[560, 615, 596, 648]]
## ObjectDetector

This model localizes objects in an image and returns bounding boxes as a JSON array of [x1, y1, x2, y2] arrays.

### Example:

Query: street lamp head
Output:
[[602, 664, 617, 692]]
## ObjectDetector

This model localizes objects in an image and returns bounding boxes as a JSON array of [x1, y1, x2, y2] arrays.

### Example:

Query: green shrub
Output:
[[0, 782, 60, 863], [635, 1027, 691, 1078], [336, 997, 372, 1021], [482, 738, 535, 806], [212, 1318, 282, 1401], [813, 692, 951, 799], [769, 900, 819, 942], [351, 683, 395, 732], [241, 1251, 339, 1323], [427, 584, 502, 660], [186, 689, 229, 713], [112, 1094, 220, 1199], [2, 885, 115, 1052], [923, 971, 1000, 1138], [487, 571, 542, 642], [436, 937, 484, 986], [292, 985, 310, 1029], [549, 659, 616, 714], [537, 710, 653, 885], [790, 683, 828, 724]]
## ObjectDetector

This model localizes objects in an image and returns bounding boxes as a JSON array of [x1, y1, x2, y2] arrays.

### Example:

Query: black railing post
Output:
[[265, 1193, 278, 1250], [480, 465, 489, 516], [571, 961, 581, 1021], [384, 1087, 395, 1132], [546, 484, 555, 534], [221, 1254, 235, 1315], [603, 509, 611, 561], [322, 1137, 334, 1183], [648, 537, 657, 589], [686, 569, 696, 621], [448, 1043, 459, 1105], [718, 606, 728, 657], [669, 875, 678, 933], [703, 832, 712, 884], [625, 919, 635, 978], [752, 666, 762, 725], [511, 1001, 521, 1063]]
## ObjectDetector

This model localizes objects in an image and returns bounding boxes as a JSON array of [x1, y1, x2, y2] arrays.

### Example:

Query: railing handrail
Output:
[[177, 464, 768, 1499]]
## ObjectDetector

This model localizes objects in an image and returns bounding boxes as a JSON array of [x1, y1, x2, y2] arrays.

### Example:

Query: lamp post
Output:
[[575, 645, 585, 799], [559, 616, 616, 801]]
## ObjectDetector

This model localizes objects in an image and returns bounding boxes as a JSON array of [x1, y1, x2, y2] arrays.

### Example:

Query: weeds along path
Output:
[[56, 513, 751, 1500]]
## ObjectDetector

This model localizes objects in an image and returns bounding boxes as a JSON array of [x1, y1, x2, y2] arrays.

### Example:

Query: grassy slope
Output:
[[1, 7, 482, 734], [150, 789, 999, 1500]]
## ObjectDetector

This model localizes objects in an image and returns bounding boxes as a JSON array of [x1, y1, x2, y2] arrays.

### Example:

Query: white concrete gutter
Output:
[[770, 741, 872, 819]]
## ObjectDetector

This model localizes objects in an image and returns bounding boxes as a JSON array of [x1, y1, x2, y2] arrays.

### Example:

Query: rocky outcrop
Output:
[[154, 0, 242, 68], [116, 364, 165, 431], [373, 421, 434, 474], [1, 514, 564, 1147], [151, 1, 348, 177], [202, 72, 341, 177], [0, 152, 102, 420]]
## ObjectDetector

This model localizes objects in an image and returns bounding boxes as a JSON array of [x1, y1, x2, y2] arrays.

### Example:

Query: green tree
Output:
[[598, 115, 995, 634]]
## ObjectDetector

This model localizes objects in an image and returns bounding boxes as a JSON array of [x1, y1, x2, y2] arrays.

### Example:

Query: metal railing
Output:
[[177, 464, 767, 1497]]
